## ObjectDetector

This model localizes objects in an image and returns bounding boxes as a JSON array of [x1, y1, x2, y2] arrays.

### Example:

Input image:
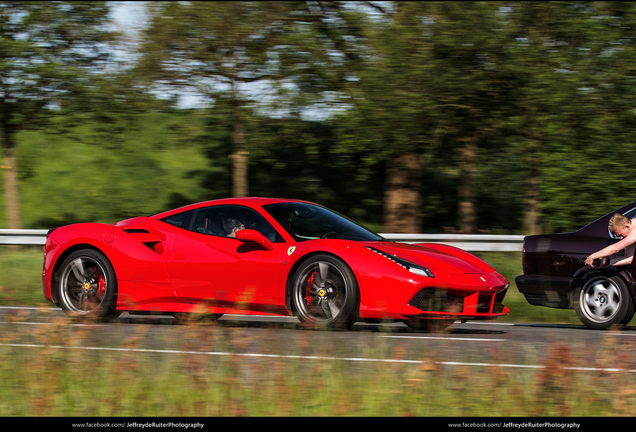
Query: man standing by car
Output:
[[585, 213, 636, 267]]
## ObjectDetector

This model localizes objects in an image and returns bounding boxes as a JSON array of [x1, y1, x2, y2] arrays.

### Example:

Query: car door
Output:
[[164, 205, 287, 311]]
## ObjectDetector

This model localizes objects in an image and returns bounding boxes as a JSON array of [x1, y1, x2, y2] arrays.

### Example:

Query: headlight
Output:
[[366, 247, 435, 278]]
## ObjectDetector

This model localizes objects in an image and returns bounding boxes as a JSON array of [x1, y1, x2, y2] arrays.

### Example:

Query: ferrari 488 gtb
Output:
[[42, 198, 510, 331]]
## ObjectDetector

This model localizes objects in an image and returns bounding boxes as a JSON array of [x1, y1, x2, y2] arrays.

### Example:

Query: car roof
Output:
[[150, 197, 312, 219]]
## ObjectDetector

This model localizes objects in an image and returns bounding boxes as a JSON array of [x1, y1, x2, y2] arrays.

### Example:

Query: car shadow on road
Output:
[[116, 313, 508, 335], [511, 322, 636, 332]]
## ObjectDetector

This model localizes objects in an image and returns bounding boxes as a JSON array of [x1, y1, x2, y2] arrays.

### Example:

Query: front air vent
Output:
[[492, 290, 507, 313], [409, 288, 463, 313]]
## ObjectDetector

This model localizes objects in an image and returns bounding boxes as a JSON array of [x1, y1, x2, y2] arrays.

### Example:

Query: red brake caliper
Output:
[[306, 273, 315, 305], [98, 274, 106, 295]]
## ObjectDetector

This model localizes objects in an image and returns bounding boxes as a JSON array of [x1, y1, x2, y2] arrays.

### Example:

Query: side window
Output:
[[191, 208, 226, 236], [160, 210, 194, 228], [190, 205, 284, 243]]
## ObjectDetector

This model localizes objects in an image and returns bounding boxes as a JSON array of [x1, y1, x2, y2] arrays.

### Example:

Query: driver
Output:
[[585, 213, 636, 267], [223, 218, 245, 238]]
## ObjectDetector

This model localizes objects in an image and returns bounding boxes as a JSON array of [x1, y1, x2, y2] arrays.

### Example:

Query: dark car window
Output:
[[263, 202, 384, 242], [623, 207, 636, 220], [166, 205, 284, 243]]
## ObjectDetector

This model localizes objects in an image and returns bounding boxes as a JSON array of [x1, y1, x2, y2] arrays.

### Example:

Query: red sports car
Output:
[[42, 198, 510, 330]]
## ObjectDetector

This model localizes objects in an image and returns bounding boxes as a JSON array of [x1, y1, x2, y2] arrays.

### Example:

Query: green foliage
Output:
[[3, 1, 636, 235], [16, 112, 209, 227], [248, 118, 385, 227], [0, 1, 116, 136]]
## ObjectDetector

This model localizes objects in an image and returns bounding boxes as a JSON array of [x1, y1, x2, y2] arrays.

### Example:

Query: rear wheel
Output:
[[57, 249, 120, 321], [292, 254, 359, 329], [574, 274, 634, 330]]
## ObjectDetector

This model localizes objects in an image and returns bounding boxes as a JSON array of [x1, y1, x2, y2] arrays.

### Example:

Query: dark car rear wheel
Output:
[[574, 274, 634, 330], [57, 249, 120, 321], [292, 254, 359, 329]]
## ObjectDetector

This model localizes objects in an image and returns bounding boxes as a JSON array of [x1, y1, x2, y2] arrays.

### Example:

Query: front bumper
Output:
[[398, 286, 510, 320], [396, 271, 510, 320]]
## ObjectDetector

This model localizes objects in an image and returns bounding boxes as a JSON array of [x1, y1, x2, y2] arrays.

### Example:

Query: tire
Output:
[[404, 319, 454, 333], [57, 249, 120, 321], [574, 274, 634, 330], [291, 254, 359, 329]]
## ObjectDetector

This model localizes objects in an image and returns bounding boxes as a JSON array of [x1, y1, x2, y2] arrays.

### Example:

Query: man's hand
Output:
[[584, 256, 608, 267]]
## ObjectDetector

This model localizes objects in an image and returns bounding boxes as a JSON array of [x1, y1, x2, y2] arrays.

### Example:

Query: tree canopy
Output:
[[4, 1, 636, 236]]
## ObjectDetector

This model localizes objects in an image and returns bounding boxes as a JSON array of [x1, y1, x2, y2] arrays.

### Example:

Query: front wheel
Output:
[[291, 254, 359, 329], [57, 249, 120, 321], [574, 274, 634, 330]]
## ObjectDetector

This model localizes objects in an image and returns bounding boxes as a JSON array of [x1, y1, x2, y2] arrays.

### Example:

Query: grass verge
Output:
[[1, 314, 636, 416], [2, 247, 636, 417]]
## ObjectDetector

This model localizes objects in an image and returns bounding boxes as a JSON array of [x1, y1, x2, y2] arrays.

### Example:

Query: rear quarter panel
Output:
[[43, 221, 174, 307]]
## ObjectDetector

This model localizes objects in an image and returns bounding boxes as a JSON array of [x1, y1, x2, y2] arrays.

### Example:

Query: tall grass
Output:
[[0, 246, 44, 306], [1, 312, 636, 416], [3, 247, 636, 416]]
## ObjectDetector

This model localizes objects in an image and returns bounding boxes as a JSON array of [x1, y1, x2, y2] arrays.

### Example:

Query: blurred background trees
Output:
[[0, 1, 115, 229], [3, 1, 636, 235]]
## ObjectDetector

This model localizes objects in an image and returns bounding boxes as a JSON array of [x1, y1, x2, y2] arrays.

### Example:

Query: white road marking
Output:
[[380, 335, 507, 342], [1, 342, 636, 373], [0, 321, 107, 327], [0, 320, 508, 337], [1, 305, 635, 372]]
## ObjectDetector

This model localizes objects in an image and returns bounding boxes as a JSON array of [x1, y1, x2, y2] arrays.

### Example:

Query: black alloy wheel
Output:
[[57, 249, 120, 321], [292, 254, 359, 329]]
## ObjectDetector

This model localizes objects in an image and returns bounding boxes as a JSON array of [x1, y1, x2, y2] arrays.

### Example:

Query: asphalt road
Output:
[[2, 305, 636, 373]]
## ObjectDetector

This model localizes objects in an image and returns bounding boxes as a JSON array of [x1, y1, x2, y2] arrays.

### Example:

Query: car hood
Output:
[[365, 241, 495, 275]]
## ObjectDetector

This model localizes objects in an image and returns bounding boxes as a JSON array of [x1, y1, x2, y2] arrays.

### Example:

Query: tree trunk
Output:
[[2, 146, 20, 229], [524, 139, 541, 235], [231, 105, 249, 198], [383, 152, 422, 233], [230, 150, 249, 198], [458, 135, 477, 233]]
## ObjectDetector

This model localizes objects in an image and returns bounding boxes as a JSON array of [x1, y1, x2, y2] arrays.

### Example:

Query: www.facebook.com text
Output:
[[71, 422, 205, 429], [448, 422, 581, 429]]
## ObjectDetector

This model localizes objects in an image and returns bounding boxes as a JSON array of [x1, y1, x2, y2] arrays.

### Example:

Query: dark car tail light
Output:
[[522, 246, 526, 267]]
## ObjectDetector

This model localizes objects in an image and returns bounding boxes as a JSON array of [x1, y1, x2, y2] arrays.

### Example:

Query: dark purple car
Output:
[[516, 201, 636, 330]]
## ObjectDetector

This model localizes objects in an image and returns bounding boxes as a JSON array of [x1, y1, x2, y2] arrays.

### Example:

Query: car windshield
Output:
[[263, 202, 384, 242]]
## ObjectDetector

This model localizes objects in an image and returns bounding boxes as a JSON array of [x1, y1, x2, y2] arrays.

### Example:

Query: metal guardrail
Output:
[[0, 229, 524, 251], [0, 229, 49, 245], [380, 233, 524, 252]]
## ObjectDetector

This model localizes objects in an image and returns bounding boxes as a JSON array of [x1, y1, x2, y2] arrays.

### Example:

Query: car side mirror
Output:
[[235, 229, 275, 251]]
